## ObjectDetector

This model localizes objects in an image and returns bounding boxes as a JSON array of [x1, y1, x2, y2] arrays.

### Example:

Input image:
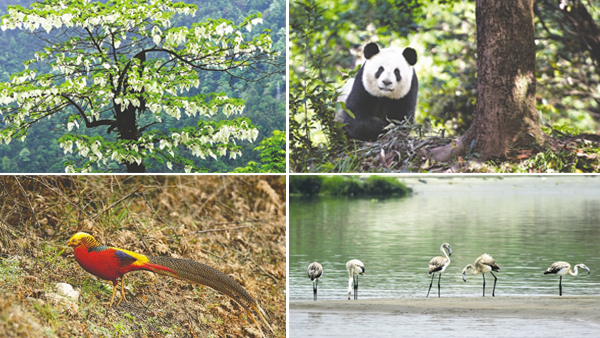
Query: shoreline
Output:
[[290, 296, 600, 323]]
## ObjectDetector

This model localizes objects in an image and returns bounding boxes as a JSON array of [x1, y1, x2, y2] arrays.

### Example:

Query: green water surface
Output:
[[289, 175, 600, 301]]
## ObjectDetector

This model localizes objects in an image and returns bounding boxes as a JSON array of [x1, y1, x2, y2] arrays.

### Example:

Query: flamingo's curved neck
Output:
[[441, 245, 450, 261], [568, 266, 578, 276]]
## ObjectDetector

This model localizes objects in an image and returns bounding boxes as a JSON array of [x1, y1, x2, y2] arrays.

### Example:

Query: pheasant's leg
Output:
[[116, 277, 126, 306], [108, 281, 118, 307]]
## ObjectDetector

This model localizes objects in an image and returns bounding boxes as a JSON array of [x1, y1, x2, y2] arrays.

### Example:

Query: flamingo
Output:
[[346, 259, 365, 300], [462, 253, 500, 297], [427, 243, 451, 298], [307, 262, 323, 301], [544, 261, 590, 296]]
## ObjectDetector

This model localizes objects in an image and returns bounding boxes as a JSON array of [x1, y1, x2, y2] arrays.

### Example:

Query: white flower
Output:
[[153, 34, 161, 45], [159, 139, 170, 150]]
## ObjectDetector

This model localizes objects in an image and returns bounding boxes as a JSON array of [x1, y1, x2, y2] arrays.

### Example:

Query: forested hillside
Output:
[[0, 0, 285, 173]]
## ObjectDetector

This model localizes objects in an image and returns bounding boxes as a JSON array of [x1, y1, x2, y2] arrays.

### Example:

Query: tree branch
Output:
[[60, 94, 115, 128]]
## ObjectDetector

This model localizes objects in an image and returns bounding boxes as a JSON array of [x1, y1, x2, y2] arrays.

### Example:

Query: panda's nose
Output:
[[382, 80, 392, 86]]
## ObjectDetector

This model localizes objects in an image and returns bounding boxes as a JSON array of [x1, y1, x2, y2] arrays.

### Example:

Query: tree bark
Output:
[[117, 52, 147, 173], [430, 0, 544, 162], [117, 104, 146, 173]]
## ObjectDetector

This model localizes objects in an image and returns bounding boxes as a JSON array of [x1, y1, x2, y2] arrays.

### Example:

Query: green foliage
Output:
[[363, 175, 410, 196], [289, 0, 347, 172], [291, 175, 411, 197], [289, 0, 477, 172], [550, 124, 585, 137], [0, 0, 285, 173], [525, 150, 571, 173], [0, 257, 23, 284], [417, 1, 477, 134], [233, 129, 285, 173], [320, 175, 362, 195], [320, 175, 410, 196], [290, 0, 600, 172], [289, 175, 323, 195], [535, 0, 600, 133]]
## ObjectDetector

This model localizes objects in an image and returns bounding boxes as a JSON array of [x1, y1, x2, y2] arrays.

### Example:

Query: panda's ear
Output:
[[364, 43, 380, 60], [403, 47, 417, 66]]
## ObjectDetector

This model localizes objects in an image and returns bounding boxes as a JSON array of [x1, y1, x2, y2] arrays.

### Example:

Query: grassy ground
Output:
[[0, 175, 286, 337]]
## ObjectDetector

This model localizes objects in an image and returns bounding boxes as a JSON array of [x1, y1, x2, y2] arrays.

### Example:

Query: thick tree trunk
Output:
[[117, 105, 146, 173], [117, 51, 147, 173], [431, 0, 544, 162], [119, 107, 146, 173]]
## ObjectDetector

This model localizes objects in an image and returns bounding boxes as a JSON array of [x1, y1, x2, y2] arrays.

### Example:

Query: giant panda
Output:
[[336, 42, 418, 141]]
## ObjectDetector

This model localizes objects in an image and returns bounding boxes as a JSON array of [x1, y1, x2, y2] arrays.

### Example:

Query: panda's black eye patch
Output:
[[394, 69, 401, 81], [375, 67, 384, 78]]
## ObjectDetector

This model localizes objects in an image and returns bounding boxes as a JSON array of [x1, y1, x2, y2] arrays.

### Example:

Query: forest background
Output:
[[0, 0, 286, 173], [290, 0, 600, 173]]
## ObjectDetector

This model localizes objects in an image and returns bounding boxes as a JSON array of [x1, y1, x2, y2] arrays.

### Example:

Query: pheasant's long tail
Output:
[[250, 302, 274, 334], [148, 256, 274, 336]]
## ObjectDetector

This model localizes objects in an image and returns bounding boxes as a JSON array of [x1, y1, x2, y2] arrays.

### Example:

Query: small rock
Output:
[[55, 283, 80, 302], [45, 292, 79, 313]]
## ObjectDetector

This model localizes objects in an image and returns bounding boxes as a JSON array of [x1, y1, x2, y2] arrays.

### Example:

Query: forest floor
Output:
[[315, 123, 600, 173], [0, 175, 286, 338]]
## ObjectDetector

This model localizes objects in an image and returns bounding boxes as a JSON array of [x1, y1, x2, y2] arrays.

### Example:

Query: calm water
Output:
[[289, 176, 600, 337], [290, 176, 600, 301]]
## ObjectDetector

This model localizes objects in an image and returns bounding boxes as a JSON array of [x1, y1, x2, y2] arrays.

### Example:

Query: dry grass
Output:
[[0, 175, 286, 337], [333, 122, 453, 172], [334, 123, 600, 173]]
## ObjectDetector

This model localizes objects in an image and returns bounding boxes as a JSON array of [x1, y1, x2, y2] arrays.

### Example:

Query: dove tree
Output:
[[0, 0, 281, 173]]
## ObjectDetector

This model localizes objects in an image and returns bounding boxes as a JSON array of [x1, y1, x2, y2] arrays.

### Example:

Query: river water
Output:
[[288, 175, 600, 336]]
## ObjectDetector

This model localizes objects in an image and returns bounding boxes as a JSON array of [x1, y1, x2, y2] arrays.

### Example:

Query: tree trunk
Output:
[[117, 51, 147, 173], [117, 105, 146, 173], [430, 0, 544, 162]]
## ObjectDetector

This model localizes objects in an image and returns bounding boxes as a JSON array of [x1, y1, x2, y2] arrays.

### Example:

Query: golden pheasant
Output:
[[67, 232, 273, 336]]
